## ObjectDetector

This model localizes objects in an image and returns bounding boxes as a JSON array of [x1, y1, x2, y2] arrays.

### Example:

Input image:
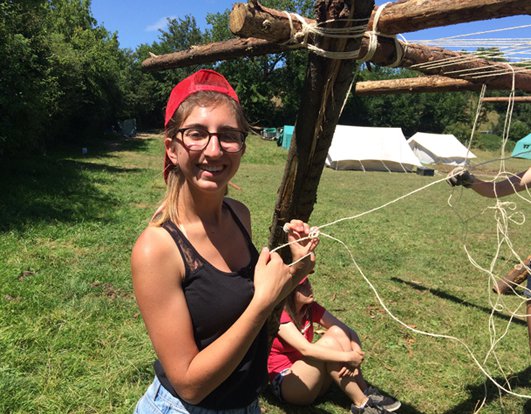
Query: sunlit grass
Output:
[[1, 132, 529, 413]]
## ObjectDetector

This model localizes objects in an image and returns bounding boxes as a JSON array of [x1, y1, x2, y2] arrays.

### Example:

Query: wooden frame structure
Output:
[[141, 0, 531, 340]]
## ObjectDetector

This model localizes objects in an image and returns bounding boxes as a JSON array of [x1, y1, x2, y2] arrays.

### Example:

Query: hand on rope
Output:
[[447, 166, 475, 189], [281, 220, 320, 284]]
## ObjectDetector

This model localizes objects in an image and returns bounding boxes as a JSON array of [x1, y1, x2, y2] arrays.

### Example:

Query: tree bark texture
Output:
[[493, 255, 531, 294], [141, 37, 294, 71], [265, 0, 374, 343], [368, 0, 531, 35], [354, 76, 488, 95], [229, 0, 531, 39]]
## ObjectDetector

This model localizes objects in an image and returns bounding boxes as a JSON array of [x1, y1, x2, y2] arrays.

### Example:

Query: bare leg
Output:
[[281, 329, 368, 406], [325, 325, 368, 391]]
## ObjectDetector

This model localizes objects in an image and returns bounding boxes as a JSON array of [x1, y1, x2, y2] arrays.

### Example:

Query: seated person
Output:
[[267, 276, 401, 414]]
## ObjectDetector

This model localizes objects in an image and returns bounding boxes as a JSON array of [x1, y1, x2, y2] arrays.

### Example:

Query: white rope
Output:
[[272, 167, 530, 400], [272, 70, 529, 399]]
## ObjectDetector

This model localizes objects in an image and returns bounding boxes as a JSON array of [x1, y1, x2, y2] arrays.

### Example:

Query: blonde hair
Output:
[[152, 91, 249, 226]]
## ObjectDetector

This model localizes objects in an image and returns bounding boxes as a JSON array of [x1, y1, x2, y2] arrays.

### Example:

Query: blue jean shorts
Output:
[[524, 276, 531, 299], [134, 377, 260, 414], [270, 368, 291, 402]]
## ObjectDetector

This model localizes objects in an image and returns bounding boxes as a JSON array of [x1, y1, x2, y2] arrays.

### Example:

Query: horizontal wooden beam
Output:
[[141, 37, 293, 71], [228, 0, 531, 39], [142, 1, 531, 93], [370, 0, 531, 35], [481, 96, 531, 103], [366, 36, 531, 93], [354, 75, 488, 95]]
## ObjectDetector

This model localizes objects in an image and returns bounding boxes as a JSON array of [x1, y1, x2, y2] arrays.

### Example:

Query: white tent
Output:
[[407, 132, 476, 166], [325, 125, 422, 172]]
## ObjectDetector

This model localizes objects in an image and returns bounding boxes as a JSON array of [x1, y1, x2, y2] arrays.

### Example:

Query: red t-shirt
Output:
[[267, 302, 326, 381]]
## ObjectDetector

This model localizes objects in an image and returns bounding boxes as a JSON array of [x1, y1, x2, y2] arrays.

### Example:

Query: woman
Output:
[[132, 69, 318, 413], [268, 276, 401, 414]]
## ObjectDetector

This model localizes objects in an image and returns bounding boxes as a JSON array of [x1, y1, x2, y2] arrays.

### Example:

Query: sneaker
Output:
[[365, 386, 401, 412], [351, 399, 393, 414]]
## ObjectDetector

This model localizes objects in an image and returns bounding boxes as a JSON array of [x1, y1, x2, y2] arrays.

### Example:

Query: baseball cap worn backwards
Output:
[[164, 69, 239, 127], [163, 69, 239, 182]]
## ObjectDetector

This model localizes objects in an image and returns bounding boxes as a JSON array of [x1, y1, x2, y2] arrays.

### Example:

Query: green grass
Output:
[[1, 133, 530, 413]]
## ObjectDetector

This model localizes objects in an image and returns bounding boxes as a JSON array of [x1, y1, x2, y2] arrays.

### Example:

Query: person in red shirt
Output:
[[267, 276, 401, 414]]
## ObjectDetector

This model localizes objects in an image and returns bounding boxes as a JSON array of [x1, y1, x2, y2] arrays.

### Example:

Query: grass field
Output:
[[1, 133, 530, 413]]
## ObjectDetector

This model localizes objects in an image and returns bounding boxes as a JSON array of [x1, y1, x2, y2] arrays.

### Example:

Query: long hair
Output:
[[284, 288, 311, 331], [151, 91, 250, 227]]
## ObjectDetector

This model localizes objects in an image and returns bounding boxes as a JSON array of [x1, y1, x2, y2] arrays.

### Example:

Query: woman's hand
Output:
[[252, 247, 293, 311], [283, 219, 319, 282]]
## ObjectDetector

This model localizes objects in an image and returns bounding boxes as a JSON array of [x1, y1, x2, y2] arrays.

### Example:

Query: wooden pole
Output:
[[227, 0, 531, 38], [226, 4, 531, 93], [354, 76, 488, 95], [141, 37, 294, 71], [265, 0, 374, 343], [369, 0, 531, 35], [481, 96, 531, 103]]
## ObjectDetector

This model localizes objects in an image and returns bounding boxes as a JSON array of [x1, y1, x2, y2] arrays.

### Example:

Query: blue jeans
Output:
[[134, 377, 261, 414]]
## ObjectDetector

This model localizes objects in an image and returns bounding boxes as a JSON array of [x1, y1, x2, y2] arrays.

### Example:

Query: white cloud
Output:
[[145, 16, 177, 32]]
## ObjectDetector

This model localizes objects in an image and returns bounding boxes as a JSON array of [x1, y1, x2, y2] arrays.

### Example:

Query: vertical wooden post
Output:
[[266, 0, 375, 342]]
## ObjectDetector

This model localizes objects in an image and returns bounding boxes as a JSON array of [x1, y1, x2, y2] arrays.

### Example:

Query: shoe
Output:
[[365, 386, 401, 412], [351, 399, 393, 414]]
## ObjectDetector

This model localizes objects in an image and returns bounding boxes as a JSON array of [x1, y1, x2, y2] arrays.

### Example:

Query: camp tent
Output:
[[325, 125, 422, 172], [407, 132, 476, 166], [280, 125, 294, 150], [511, 133, 531, 160], [118, 119, 137, 137]]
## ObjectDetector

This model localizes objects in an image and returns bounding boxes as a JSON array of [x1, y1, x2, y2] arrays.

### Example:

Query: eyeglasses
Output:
[[177, 127, 246, 153]]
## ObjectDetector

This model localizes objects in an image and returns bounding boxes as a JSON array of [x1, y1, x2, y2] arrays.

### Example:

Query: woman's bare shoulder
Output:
[[131, 225, 183, 282]]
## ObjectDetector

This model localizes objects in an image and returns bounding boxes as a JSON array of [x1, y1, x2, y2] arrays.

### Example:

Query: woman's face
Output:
[[170, 102, 244, 193], [294, 279, 314, 308]]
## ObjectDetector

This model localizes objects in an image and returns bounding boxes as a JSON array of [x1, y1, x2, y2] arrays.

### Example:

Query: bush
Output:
[[473, 133, 516, 152]]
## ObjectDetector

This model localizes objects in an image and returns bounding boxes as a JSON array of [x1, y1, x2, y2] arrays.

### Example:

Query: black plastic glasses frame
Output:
[[176, 127, 246, 153]]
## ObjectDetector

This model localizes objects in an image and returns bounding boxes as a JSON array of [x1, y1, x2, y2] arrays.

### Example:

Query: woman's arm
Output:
[[132, 226, 292, 404]]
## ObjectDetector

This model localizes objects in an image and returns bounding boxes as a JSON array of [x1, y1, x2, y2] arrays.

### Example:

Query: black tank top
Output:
[[154, 202, 268, 409]]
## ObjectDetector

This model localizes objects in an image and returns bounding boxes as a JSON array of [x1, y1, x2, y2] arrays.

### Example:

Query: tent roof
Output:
[[407, 132, 476, 159], [511, 132, 531, 159], [326, 125, 422, 172]]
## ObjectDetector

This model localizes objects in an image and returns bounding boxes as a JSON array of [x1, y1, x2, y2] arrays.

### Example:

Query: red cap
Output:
[[298, 275, 309, 286], [163, 69, 239, 181]]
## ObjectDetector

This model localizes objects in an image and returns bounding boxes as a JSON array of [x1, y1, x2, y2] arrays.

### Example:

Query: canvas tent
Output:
[[511, 133, 531, 160], [325, 125, 422, 172], [407, 132, 476, 166]]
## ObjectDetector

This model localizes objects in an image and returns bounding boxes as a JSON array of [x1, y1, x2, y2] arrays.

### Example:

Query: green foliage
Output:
[[1, 0, 528, 160], [472, 132, 515, 153], [506, 119, 529, 142], [0, 0, 131, 154], [490, 96, 531, 142]]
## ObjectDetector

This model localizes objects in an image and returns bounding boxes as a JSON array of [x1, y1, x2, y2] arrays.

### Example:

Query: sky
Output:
[[90, 0, 530, 53]]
